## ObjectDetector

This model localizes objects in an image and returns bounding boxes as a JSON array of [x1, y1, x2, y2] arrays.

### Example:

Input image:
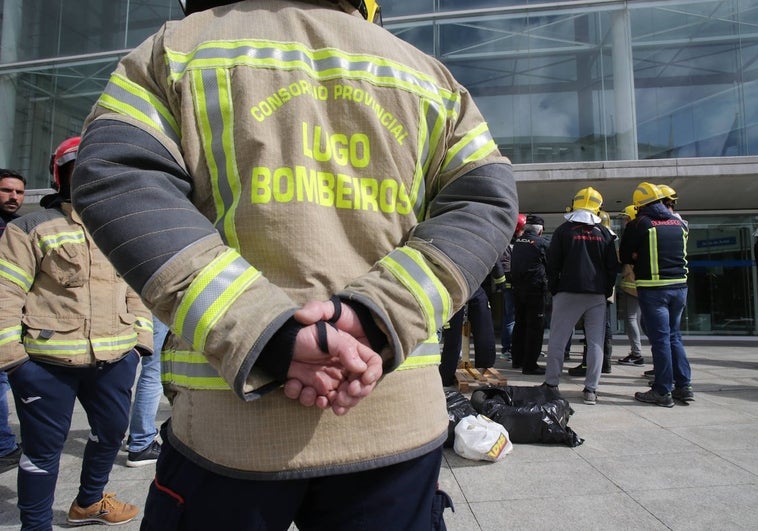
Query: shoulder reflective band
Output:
[[38, 229, 86, 254], [0, 325, 22, 347], [441, 122, 498, 175], [97, 73, 181, 146], [173, 248, 261, 353], [379, 247, 451, 338], [0, 259, 33, 292], [396, 334, 441, 371], [161, 348, 230, 390], [166, 41, 460, 117]]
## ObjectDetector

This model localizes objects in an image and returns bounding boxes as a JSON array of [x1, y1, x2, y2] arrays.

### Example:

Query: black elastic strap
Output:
[[329, 295, 342, 323], [316, 321, 329, 353]]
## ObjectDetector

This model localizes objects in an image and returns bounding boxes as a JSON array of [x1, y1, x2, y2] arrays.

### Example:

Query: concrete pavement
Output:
[[1, 340, 757, 530]]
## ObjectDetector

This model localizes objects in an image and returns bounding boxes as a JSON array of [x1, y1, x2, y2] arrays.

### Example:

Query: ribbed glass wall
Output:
[[1, 0, 756, 334], [1, 0, 755, 186]]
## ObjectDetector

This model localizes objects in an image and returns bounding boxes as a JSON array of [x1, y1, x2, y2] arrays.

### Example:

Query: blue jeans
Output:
[[10, 353, 139, 530], [0, 371, 19, 455], [637, 287, 691, 395], [128, 317, 168, 452], [500, 287, 515, 352]]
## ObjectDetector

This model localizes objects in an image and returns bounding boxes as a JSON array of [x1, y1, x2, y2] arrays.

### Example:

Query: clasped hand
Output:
[[282, 300, 383, 416]]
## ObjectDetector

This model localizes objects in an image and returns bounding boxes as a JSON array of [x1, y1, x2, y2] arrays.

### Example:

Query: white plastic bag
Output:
[[453, 414, 513, 462]]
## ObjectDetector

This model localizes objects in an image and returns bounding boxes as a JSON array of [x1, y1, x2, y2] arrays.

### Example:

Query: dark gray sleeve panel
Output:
[[71, 119, 218, 293], [415, 163, 518, 295]]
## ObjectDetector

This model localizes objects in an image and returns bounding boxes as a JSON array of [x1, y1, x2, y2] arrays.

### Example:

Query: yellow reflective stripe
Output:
[[397, 336, 441, 370], [161, 349, 230, 390], [23, 338, 89, 356], [38, 230, 85, 254], [193, 68, 242, 248], [134, 317, 154, 334], [648, 227, 659, 280], [636, 278, 688, 287], [166, 40, 459, 113], [0, 259, 33, 292], [97, 73, 180, 144], [174, 249, 261, 352], [380, 248, 451, 337], [621, 280, 636, 289], [0, 325, 22, 347], [91, 333, 138, 354], [493, 275, 506, 284], [442, 122, 497, 174]]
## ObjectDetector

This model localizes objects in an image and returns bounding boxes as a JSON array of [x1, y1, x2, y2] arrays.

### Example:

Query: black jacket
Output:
[[547, 220, 618, 297], [510, 228, 549, 291]]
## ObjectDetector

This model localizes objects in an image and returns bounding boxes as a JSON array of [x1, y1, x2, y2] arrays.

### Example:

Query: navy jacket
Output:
[[619, 202, 688, 288]]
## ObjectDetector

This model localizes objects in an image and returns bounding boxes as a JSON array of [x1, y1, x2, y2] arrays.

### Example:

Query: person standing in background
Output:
[[542, 188, 619, 405], [125, 316, 167, 467], [499, 213, 526, 360], [0, 138, 154, 528], [0, 169, 26, 473], [510, 214, 550, 375], [620, 182, 693, 407], [617, 205, 645, 366]]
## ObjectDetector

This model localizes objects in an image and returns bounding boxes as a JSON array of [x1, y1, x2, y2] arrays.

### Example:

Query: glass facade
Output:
[[1, 0, 756, 334]]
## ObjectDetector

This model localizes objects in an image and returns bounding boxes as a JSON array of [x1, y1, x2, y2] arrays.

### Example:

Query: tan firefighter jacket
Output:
[[0, 200, 153, 370], [72, 0, 518, 479]]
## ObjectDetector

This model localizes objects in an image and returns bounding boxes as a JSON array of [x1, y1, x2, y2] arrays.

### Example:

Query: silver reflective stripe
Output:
[[442, 124, 496, 174], [178, 253, 255, 349], [382, 248, 448, 335], [0, 259, 33, 292], [196, 68, 240, 246], [167, 41, 459, 113], [99, 75, 181, 145]]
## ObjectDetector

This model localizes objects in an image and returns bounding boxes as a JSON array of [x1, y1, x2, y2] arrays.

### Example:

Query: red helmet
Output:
[[49, 136, 81, 190], [515, 213, 527, 233]]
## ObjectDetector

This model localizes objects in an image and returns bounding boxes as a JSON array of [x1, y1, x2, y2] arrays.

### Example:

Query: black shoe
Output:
[[634, 389, 674, 408], [522, 366, 546, 375], [567, 363, 586, 376], [602, 364, 612, 374], [644, 369, 655, 378], [672, 386, 695, 402], [126, 440, 161, 468], [0, 446, 22, 474]]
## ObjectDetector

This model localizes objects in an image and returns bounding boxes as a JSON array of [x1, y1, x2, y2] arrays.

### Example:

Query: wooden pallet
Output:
[[454, 366, 508, 393]]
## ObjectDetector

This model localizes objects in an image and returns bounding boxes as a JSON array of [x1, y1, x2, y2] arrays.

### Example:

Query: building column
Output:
[[0, 0, 23, 167], [611, 8, 638, 161]]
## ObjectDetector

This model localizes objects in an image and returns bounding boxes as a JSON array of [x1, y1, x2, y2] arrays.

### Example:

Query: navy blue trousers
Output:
[[142, 422, 449, 531], [9, 353, 138, 530]]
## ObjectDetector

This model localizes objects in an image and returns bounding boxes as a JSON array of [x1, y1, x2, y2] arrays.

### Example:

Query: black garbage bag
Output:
[[444, 389, 477, 448], [470, 385, 584, 447]]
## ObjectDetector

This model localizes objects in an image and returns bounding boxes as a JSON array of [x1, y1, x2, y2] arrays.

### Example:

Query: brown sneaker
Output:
[[67, 492, 139, 526]]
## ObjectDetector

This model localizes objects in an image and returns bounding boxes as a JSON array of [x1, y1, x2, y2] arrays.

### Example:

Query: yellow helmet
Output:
[[355, 0, 382, 24], [657, 184, 678, 201], [598, 210, 611, 228], [621, 205, 637, 220], [571, 186, 603, 215], [632, 182, 664, 208]]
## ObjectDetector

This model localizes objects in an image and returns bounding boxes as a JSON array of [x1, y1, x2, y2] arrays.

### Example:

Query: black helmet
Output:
[[180, 0, 380, 22]]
